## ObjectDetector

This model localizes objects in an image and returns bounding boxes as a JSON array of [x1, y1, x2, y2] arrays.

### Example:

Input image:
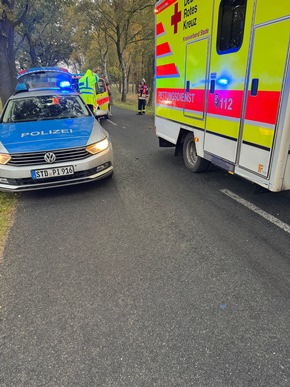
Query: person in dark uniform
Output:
[[137, 78, 149, 115]]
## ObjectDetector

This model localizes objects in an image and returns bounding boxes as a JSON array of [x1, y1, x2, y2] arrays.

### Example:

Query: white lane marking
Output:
[[107, 119, 117, 126], [221, 189, 290, 234]]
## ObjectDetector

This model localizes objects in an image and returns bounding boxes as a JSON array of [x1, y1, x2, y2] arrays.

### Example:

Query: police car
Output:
[[0, 67, 113, 192]]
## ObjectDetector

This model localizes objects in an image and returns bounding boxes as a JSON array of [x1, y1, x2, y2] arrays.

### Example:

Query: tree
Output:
[[0, 0, 28, 105], [0, 0, 156, 107], [0, 0, 75, 105], [79, 0, 155, 102], [17, 0, 74, 68]]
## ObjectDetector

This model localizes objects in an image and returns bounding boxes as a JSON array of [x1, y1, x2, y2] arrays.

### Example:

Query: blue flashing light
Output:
[[217, 77, 230, 86], [15, 83, 29, 92], [60, 81, 71, 88]]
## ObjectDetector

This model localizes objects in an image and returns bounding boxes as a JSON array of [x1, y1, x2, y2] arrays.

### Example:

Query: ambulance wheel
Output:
[[183, 132, 209, 172]]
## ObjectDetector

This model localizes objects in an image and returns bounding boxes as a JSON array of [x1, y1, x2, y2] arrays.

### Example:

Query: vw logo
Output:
[[44, 152, 56, 163]]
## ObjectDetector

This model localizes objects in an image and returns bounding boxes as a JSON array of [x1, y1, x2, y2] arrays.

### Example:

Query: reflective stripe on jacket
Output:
[[78, 70, 96, 106], [138, 84, 148, 100]]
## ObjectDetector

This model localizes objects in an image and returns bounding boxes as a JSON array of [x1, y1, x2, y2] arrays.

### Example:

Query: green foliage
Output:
[[0, 0, 156, 105], [75, 0, 155, 101], [111, 84, 154, 115], [107, 67, 122, 84], [16, 0, 74, 68]]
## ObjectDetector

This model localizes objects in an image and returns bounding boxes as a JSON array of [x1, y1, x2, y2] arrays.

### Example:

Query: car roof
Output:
[[9, 89, 79, 100]]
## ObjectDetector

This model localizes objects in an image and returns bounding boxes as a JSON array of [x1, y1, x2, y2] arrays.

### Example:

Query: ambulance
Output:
[[155, 0, 290, 191], [72, 74, 111, 119]]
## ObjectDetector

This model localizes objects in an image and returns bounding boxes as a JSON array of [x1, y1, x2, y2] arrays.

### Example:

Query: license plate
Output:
[[31, 166, 75, 179]]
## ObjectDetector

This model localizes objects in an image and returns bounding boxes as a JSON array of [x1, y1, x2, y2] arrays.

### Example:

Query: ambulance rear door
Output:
[[95, 78, 109, 114]]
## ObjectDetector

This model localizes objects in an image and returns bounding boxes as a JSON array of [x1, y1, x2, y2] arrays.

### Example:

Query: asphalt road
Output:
[[1, 107, 290, 387]]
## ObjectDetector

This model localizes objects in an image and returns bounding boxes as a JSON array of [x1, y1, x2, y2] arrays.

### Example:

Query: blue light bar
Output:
[[15, 83, 29, 92]]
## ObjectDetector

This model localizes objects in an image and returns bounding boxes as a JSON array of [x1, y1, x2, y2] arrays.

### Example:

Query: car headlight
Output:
[[86, 138, 109, 154], [0, 153, 11, 165]]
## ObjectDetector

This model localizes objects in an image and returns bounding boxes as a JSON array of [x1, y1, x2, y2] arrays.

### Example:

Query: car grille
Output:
[[8, 146, 91, 166]]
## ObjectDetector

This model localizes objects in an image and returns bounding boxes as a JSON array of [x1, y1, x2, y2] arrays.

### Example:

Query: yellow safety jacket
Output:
[[78, 70, 97, 106]]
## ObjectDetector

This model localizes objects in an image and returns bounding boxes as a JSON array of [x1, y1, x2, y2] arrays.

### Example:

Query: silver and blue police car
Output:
[[0, 68, 113, 192]]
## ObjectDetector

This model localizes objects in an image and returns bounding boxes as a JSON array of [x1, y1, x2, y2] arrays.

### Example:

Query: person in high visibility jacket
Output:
[[78, 69, 99, 113], [137, 78, 149, 115]]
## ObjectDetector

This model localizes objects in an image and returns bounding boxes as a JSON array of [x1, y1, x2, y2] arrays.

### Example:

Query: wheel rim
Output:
[[186, 139, 197, 166]]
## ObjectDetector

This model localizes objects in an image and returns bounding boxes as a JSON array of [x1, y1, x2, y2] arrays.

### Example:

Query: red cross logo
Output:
[[171, 3, 182, 34]]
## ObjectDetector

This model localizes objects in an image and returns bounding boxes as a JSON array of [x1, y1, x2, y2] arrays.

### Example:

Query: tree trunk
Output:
[[147, 58, 154, 107], [115, 30, 127, 103], [127, 63, 131, 94], [26, 34, 38, 66], [120, 57, 127, 102], [0, 18, 17, 106], [147, 79, 154, 107], [102, 57, 108, 82]]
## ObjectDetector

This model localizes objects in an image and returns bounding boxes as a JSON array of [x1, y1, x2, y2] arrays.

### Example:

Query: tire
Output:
[[182, 132, 210, 172]]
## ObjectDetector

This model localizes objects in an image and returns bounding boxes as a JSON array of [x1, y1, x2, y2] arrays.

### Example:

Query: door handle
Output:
[[250, 78, 259, 96], [210, 79, 215, 94]]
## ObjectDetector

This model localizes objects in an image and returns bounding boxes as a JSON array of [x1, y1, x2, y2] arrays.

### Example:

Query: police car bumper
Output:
[[0, 146, 113, 192]]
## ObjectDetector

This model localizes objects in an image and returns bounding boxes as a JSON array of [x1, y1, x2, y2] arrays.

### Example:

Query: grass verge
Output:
[[111, 91, 154, 115], [0, 103, 17, 259], [0, 192, 17, 260]]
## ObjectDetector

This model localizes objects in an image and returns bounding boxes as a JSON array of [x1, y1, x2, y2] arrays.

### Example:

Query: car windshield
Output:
[[2, 95, 90, 123]]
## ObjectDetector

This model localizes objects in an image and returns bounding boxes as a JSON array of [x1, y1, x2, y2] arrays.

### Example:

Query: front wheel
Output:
[[182, 132, 210, 172]]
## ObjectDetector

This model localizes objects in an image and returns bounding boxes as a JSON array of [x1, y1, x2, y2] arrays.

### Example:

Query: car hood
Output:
[[0, 117, 106, 153]]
